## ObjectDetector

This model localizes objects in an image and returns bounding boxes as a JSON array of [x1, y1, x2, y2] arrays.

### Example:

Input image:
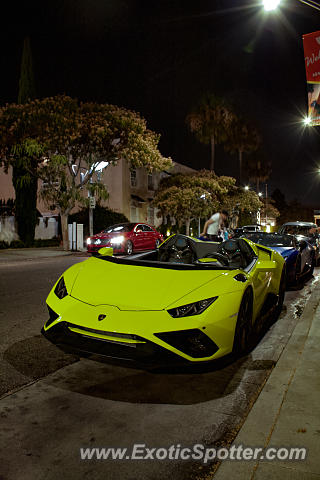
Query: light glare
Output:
[[263, 0, 281, 11]]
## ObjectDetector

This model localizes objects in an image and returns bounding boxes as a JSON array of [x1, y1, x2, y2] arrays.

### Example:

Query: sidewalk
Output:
[[0, 247, 88, 263], [213, 281, 320, 479]]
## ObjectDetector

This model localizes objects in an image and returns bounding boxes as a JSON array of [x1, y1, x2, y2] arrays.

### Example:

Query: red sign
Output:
[[303, 31, 320, 83], [303, 31, 320, 126]]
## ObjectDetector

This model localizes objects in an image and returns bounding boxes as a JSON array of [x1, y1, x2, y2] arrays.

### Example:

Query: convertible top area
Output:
[[96, 234, 258, 270]]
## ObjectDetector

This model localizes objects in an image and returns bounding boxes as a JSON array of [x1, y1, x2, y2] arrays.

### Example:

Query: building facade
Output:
[[0, 160, 195, 228]]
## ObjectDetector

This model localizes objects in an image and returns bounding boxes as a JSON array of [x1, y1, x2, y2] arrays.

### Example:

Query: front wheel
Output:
[[294, 255, 301, 285], [233, 289, 253, 357], [275, 266, 286, 318], [125, 240, 133, 255]]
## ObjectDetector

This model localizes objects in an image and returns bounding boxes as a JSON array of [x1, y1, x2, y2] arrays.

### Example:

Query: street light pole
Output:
[[265, 183, 268, 226]]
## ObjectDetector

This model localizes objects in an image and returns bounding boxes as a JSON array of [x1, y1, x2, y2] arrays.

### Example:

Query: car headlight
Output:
[[167, 296, 218, 318], [54, 277, 68, 299], [86, 238, 92, 245], [110, 235, 124, 244]]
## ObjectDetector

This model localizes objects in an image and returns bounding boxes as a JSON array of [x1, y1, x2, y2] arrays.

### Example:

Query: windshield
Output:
[[245, 233, 295, 247], [97, 235, 256, 270], [103, 223, 136, 233], [280, 225, 315, 236]]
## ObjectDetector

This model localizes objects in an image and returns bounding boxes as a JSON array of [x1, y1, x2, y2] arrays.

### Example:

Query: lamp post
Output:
[[198, 193, 207, 237]]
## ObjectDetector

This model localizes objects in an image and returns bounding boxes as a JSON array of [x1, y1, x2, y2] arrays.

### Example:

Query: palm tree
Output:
[[244, 151, 272, 193], [186, 93, 235, 172], [224, 117, 261, 185]]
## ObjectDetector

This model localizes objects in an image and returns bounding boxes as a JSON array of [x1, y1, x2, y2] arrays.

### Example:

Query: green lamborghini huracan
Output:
[[42, 234, 286, 365]]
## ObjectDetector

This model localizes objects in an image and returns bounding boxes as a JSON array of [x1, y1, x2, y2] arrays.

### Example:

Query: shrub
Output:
[[9, 240, 26, 248], [69, 205, 129, 237]]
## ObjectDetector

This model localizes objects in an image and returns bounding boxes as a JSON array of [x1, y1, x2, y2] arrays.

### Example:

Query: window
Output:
[[142, 224, 153, 232], [147, 173, 153, 190], [130, 169, 137, 187]]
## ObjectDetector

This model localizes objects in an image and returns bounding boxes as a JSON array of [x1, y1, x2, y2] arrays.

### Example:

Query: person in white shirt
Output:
[[201, 210, 229, 242]]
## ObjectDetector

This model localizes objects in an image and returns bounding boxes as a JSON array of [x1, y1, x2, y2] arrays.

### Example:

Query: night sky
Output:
[[2, 0, 320, 205]]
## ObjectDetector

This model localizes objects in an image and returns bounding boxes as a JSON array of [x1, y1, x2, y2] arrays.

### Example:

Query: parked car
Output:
[[243, 232, 315, 285], [42, 234, 286, 366], [278, 221, 320, 265], [233, 224, 262, 238], [86, 222, 163, 255]]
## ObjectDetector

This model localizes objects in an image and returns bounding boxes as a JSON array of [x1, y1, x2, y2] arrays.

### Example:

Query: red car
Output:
[[86, 222, 164, 255]]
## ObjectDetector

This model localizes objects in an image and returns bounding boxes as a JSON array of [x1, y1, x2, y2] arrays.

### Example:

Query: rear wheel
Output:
[[233, 289, 253, 357], [125, 240, 133, 255], [309, 256, 316, 277]]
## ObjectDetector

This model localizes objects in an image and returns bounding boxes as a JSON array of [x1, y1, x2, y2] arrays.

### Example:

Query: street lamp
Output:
[[303, 116, 312, 126], [244, 185, 250, 191], [262, 0, 320, 11], [262, 0, 281, 11]]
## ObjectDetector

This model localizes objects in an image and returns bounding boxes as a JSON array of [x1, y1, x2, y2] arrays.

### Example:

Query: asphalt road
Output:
[[0, 255, 318, 480]]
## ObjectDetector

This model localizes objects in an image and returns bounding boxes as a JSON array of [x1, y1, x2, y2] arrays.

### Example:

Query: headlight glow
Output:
[[110, 235, 124, 244], [167, 296, 218, 318], [86, 238, 92, 245], [54, 277, 68, 299]]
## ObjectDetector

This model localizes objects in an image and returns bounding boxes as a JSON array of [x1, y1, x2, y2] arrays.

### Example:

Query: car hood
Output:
[[91, 232, 126, 239], [70, 257, 226, 310]]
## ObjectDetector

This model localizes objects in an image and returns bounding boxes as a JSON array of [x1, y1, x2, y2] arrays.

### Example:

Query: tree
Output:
[[186, 93, 235, 172], [69, 204, 129, 238], [13, 37, 38, 246], [153, 171, 234, 235], [0, 95, 172, 249], [224, 117, 261, 185], [243, 151, 272, 193], [153, 170, 261, 235], [18, 37, 36, 104], [260, 198, 280, 224], [221, 186, 263, 227]]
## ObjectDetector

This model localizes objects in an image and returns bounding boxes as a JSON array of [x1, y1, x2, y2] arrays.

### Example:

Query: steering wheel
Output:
[[168, 244, 194, 260], [203, 252, 229, 266]]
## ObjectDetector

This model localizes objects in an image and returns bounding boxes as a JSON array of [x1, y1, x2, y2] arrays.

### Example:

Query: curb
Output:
[[213, 280, 320, 479]]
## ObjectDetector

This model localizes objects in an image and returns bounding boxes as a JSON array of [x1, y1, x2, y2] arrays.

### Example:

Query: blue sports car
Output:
[[243, 232, 315, 285]]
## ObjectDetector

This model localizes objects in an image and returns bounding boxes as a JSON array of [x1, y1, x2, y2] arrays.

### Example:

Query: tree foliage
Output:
[[186, 93, 235, 171], [0, 95, 172, 249], [224, 116, 261, 184], [153, 170, 262, 234], [244, 151, 271, 192], [69, 204, 129, 238]]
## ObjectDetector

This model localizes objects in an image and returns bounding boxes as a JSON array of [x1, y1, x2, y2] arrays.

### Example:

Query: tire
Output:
[[275, 266, 286, 317], [309, 256, 316, 277], [233, 289, 253, 357], [155, 239, 160, 248], [125, 240, 133, 255], [294, 255, 301, 285]]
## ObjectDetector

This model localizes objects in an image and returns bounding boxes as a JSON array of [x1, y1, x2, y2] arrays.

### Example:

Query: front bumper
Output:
[[41, 321, 188, 366]]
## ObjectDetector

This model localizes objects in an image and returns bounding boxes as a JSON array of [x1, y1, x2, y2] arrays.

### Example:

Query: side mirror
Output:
[[98, 247, 113, 256], [256, 260, 277, 271]]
